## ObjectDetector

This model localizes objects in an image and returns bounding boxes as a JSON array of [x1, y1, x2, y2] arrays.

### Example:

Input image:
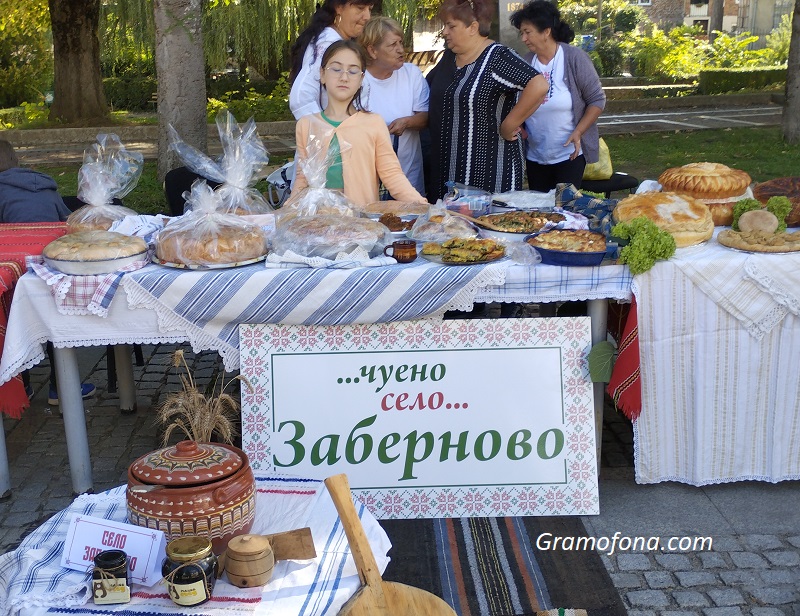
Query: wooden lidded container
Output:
[[225, 534, 275, 588]]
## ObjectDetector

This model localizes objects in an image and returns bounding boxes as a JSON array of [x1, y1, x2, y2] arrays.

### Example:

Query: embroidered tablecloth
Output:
[[0, 223, 67, 418], [0, 476, 390, 616], [632, 238, 800, 484]]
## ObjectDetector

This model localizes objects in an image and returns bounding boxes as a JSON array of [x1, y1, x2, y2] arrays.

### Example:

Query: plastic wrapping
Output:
[[408, 207, 478, 243], [271, 215, 391, 259], [154, 181, 268, 267], [278, 123, 356, 223], [443, 182, 492, 217], [168, 110, 273, 215], [68, 134, 142, 232]]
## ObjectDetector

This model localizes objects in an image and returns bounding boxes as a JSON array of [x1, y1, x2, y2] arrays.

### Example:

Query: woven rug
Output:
[[381, 517, 625, 616]]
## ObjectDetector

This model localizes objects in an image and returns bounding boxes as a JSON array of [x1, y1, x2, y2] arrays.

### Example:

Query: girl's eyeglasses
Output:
[[325, 66, 364, 78]]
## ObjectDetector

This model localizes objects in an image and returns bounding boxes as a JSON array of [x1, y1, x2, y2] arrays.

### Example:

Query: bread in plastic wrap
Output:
[[168, 110, 273, 215], [278, 121, 357, 223], [67, 133, 142, 233], [408, 209, 478, 243], [272, 215, 391, 259], [154, 181, 268, 266]]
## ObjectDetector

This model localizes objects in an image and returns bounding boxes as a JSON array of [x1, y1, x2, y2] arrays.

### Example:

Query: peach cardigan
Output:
[[291, 111, 425, 206]]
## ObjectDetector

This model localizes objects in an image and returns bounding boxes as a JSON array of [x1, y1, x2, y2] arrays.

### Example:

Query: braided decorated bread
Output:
[[658, 162, 751, 226], [752, 177, 800, 227]]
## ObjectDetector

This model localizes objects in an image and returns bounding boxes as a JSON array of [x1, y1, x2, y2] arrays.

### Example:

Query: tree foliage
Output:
[[0, 0, 53, 107]]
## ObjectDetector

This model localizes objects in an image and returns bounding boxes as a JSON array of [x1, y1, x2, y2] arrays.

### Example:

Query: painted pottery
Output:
[[126, 440, 256, 554]]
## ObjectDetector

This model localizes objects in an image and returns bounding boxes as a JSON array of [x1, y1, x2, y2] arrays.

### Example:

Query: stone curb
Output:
[[1, 94, 784, 148]]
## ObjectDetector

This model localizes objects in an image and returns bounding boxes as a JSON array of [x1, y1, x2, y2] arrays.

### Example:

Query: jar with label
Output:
[[93, 549, 131, 605], [162, 536, 218, 607]]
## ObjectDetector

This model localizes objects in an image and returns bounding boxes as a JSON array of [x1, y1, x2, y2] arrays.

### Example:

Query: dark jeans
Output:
[[526, 155, 586, 192]]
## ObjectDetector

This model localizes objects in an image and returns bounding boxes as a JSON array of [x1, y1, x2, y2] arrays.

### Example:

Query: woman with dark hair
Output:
[[510, 0, 605, 191], [289, 40, 425, 206], [289, 0, 374, 120], [425, 0, 548, 202]]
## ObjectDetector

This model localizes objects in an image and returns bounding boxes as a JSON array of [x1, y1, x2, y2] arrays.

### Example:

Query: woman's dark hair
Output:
[[290, 0, 350, 83], [438, 0, 495, 38], [320, 40, 369, 112], [510, 0, 575, 44]]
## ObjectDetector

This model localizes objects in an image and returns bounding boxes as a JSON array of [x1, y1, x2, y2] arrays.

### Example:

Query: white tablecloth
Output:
[[0, 476, 390, 616], [633, 237, 800, 485]]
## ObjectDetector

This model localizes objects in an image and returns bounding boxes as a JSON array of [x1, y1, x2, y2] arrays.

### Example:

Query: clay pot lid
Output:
[[130, 440, 243, 486], [227, 534, 271, 557]]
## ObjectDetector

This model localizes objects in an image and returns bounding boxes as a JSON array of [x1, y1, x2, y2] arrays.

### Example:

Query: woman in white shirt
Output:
[[289, 0, 374, 120], [358, 16, 429, 197], [511, 0, 605, 192]]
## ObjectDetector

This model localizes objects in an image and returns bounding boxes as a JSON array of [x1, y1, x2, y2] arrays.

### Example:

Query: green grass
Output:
[[34, 127, 800, 215], [604, 127, 800, 183]]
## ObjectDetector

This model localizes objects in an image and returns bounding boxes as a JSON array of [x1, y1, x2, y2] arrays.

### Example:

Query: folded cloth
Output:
[[743, 255, 800, 317], [266, 246, 397, 269], [555, 183, 617, 235], [606, 297, 642, 420], [0, 477, 390, 616], [671, 243, 791, 340], [0, 222, 68, 418], [27, 255, 148, 317], [109, 213, 169, 245]]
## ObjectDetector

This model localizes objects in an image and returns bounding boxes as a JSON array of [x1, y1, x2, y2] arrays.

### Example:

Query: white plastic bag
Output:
[[168, 110, 273, 214]]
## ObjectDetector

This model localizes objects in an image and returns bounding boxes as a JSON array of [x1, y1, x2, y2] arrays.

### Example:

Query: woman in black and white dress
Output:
[[426, 0, 548, 202]]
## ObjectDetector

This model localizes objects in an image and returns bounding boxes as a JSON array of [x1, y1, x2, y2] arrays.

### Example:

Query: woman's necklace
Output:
[[533, 47, 558, 103]]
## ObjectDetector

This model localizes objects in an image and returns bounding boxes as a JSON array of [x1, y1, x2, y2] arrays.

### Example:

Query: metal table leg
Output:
[[0, 422, 10, 499], [587, 298, 609, 472], [113, 345, 137, 414], [53, 347, 93, 494]]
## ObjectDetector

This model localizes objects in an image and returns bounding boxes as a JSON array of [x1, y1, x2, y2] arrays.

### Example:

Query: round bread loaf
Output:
[[66, 204, 138, 233], [156, 225, 267, 265], [658, 162, 751, 226], [613, 191, 714, 247], [738, 210, 779, 233], [752, 177, 800, 227], [43, 230, 147, 261]]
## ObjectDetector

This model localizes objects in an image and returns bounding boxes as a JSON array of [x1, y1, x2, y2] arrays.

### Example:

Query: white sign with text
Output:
[[240, 318, 598, 518], [60, 514, 166, 587]]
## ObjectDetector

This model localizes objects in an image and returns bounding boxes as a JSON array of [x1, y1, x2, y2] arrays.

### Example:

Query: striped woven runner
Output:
[[381, 516, 626, 616]]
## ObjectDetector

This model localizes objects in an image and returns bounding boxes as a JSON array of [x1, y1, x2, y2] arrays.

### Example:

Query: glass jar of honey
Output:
[[162, 536, 218, 607], [92, 549, 130, 604]]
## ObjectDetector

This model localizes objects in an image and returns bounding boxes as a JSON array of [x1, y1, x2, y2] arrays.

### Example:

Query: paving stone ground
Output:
[[2, 304, 799, 613]]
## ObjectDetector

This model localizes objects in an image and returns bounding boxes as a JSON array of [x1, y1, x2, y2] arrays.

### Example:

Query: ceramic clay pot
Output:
[[126, 440, 256, 554]]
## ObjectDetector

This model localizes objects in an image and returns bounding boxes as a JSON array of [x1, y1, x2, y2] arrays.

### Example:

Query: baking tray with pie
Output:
[[525, 230, 607, 266], [151, 254, 269, 269], [716, 230, 800, 254], [420, 252, 506, 266], [44, 250, 149, 275]]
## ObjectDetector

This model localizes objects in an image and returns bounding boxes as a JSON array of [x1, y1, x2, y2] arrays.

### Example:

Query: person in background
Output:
[[289, 40, 426, 206], [358, 16, 429, 197], [0, 140, 71, 223], [289, 0, 374, 120], [511, 0, 605, 192], [425, 0, 548, 202], [0, 140, 96, 404]]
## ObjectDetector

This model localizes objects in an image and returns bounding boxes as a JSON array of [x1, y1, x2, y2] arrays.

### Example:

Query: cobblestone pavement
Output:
[[2, 306, 799, 613]]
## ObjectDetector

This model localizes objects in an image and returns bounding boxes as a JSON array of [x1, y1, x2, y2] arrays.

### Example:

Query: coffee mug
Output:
[[384, 239, 417, 263]]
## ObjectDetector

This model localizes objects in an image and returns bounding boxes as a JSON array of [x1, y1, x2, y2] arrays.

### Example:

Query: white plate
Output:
[[478, 228, 531, 242], [44, 250, 148, 275], [152, 254, 269, 269]]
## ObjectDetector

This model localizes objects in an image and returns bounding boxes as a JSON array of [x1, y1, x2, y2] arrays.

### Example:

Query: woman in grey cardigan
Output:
[[510, 1, 605, 191]]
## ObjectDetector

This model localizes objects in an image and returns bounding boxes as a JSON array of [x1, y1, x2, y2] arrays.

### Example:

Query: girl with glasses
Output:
[[289, 41, 426, 207]]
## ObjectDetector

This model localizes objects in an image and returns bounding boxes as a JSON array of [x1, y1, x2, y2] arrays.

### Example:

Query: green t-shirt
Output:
[[321, 112, 344, 190]]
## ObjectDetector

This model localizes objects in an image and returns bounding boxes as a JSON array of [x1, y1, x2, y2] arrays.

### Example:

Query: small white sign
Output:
[[60, 514, 166, 587], [240, 318, 599, 518]]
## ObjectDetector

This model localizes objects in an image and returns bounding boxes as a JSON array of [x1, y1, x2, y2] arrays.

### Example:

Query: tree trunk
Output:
[[48, 0, 108, 124], [782, 0, 800, 144], [708, 0, 725, 43], [154, 0, 207, 181]]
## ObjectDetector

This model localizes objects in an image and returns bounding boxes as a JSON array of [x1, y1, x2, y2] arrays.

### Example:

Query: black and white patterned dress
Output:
[[426, 44, 539, 202]]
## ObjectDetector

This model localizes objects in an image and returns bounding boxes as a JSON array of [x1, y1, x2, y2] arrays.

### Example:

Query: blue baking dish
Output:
[[525, 231, 607, 266]]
